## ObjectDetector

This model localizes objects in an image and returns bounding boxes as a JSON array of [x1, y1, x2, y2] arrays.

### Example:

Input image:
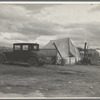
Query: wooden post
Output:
[[53, 43, 63, 59], [68, 38, 71, 65], [53, 43, 65, 65]]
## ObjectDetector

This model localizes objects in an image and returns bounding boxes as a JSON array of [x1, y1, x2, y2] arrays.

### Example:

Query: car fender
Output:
[[0, 53, 7, 61], [29, 53, 38, 61], [30, 53, 38, 58]]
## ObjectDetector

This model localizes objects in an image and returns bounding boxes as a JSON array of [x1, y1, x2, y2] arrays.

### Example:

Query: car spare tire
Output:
[[28, 57, 38, 67]]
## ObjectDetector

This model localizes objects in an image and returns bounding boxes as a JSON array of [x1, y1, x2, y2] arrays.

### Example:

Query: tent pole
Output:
[[53, 43, 63, 59], [68, 38, 71, 65]]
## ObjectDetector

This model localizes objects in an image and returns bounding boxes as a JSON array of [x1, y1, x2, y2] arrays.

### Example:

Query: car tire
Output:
[[28, 57, 38, 67], [0, 55, 5, 64]]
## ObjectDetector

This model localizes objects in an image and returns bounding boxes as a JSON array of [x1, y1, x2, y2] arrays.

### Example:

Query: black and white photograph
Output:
[[0, 2, 100, 98]]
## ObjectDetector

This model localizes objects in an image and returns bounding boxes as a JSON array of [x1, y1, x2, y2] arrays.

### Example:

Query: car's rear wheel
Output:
[[28, 57, 38, 67], [0, 55, 5, 64]]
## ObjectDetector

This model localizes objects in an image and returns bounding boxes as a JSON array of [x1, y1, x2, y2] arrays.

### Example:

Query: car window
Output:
[[15, 45, 21, 50], [23, 45, 28, 50], [33, 45, 37, 50]]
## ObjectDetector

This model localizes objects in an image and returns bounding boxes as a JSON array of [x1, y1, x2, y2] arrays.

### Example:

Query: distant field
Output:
[[0, 46, 12, 52]]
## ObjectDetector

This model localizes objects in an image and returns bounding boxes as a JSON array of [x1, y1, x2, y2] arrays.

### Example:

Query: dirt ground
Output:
[[0, 63, 100, 98]]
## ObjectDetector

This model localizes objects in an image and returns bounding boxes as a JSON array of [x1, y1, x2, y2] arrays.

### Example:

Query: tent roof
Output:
[[43, 38, 81, 60]]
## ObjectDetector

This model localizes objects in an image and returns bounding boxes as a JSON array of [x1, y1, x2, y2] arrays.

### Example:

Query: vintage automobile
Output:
[[0, 43, 45, 66]]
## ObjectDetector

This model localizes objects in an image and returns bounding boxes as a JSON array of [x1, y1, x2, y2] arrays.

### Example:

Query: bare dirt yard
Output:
[[0, 63, 100, 98]]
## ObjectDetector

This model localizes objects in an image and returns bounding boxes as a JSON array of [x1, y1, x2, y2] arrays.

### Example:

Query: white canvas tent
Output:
[[43, 38, 81, 65]]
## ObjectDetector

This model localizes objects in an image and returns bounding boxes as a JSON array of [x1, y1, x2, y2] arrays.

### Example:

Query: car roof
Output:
[[13, 43, 38, 45]]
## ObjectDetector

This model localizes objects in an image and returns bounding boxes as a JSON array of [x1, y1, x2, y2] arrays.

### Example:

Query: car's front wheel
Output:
[[0, 55, 5, 64], [28, 57, 38, 67]]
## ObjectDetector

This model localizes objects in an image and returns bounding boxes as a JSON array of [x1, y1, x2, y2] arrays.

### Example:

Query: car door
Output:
[[13, 44, 22, 61], [21, 45, 29, 61]]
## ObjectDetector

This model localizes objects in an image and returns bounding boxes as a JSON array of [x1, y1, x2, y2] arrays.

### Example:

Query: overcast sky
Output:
[[0, 3, 100, 48]]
